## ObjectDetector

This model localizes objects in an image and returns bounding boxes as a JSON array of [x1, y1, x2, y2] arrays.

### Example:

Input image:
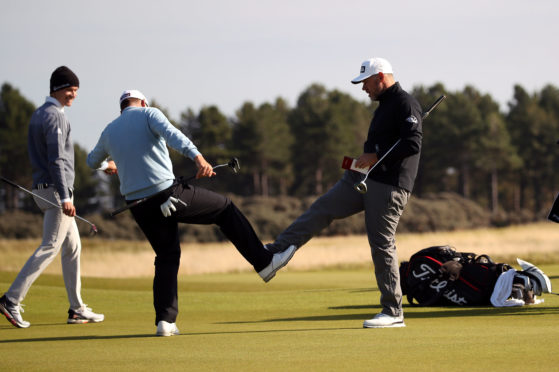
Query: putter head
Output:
[[354, 181, 367, 194], [228, 157, 240, 173], [90, 224, 99, 236]]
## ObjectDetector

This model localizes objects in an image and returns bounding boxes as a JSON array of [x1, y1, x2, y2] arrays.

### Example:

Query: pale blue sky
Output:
[[1, 0, 557, 150]]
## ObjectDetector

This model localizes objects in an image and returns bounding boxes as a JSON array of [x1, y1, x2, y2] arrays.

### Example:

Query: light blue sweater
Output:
[[87, 106, 201, 200]]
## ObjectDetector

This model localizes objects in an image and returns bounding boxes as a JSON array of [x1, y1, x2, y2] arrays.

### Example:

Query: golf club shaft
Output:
[[422, 94, 446, 120], [110, 160, 237, 217], [361, 95, 446, 180], [1, 176, 97, 231], [181, 162, 230, 184]]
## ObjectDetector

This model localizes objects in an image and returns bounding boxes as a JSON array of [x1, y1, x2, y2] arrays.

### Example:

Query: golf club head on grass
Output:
[[354, 181, 367, 194]]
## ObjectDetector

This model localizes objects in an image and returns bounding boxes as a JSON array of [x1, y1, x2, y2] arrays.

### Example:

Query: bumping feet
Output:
[[259, 245, 297, 282]]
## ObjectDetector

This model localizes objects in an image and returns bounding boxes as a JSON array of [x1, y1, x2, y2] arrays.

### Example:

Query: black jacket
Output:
[[364, 82, 422, 192]]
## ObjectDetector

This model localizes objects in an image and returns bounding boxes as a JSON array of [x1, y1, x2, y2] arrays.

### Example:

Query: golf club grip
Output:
[[1, 176, 21, 189], [110, 197, 147, 217], [1, 177, 58, 208], [422, 95, 446, 119], [1, 176, 97, 232]]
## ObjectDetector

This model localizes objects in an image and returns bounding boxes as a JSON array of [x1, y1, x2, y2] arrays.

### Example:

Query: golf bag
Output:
[[399, 246, 513, 306]]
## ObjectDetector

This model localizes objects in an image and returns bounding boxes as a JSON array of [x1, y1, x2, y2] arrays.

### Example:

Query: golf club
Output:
[[182, 157, 240, 184], [110, 157, 241, 216], [1, 176, 98, 235], [354, 95, 446, 194]]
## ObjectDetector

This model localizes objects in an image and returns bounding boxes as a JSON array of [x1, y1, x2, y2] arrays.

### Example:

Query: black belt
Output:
[[36, 183, 50, 190]]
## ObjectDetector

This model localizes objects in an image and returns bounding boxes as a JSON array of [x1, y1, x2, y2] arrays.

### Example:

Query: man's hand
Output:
[[355, 153, 379, 169], [104, 160, 118, 175], [194, 154, 216, 179], [62, 201, 76, 217]]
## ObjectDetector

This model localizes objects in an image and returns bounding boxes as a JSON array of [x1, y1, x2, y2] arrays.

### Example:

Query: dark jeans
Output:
[[129, 183, 272, 325]]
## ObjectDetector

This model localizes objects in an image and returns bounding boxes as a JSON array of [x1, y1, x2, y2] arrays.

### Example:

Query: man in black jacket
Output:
[[266, 57, 423, 328]]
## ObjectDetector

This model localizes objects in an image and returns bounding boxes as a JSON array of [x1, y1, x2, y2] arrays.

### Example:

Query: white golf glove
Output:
[[160, 196, 179, 217]]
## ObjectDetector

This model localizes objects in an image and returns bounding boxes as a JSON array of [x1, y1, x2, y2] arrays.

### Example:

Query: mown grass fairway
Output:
[[1, 268, 559, 371]]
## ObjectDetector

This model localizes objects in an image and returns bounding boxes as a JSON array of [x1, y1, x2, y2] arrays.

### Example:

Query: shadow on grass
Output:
[[0, 333, 156, 344], [218, 305, 559, 324], [0, 328, 369, 341]]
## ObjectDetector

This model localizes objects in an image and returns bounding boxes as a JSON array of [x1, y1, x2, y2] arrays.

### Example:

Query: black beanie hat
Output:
[[50, 66, 79, 93]]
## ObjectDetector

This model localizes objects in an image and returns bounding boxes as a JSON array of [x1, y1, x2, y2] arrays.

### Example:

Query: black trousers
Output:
[[129, 183, 272, 325]]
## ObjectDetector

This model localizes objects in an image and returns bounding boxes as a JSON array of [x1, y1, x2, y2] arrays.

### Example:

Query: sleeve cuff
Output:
[[98, 160, 109, 171], [188, 149, 202, 160]]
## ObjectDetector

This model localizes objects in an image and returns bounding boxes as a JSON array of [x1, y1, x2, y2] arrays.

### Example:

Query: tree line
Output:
[[1, 81, 559, 220]]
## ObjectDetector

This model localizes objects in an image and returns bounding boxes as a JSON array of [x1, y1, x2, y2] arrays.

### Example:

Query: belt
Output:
[[36, 183, 51, 189]]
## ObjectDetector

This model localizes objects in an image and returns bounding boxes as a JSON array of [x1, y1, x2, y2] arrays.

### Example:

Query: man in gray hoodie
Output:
[[0, 66, 104, 328]]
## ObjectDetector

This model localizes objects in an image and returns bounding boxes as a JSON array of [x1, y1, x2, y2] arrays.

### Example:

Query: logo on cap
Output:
[[360, 66, 366, 73]]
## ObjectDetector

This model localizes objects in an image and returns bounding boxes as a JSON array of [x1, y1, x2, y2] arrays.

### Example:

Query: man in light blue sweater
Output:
[[0, 66, 104, 328], [87, 90, 294, 336]]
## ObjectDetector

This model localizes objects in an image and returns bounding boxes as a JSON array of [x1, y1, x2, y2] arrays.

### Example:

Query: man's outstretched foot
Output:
[[259, 245, 297, 282]]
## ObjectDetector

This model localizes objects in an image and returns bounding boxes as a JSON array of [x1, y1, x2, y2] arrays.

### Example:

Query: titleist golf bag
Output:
[[399, 246, 514, 306]]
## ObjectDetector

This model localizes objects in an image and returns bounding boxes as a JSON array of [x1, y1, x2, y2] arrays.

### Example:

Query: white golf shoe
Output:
[[259, 245, 297, 282], [156, 320, 180, 337], [0, 295, 30, 328], [67, 305, 105, 324], [363, 313, 406, 328]]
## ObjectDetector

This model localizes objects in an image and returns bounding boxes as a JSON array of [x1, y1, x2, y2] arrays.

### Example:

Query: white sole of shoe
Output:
[[67, 319, 89, 324], [363, 322, 406, 328], [67, 317, 104, 324], [0, 304, 30, 328], [156, 331, 179, 337], [156, 328, 180, 337]]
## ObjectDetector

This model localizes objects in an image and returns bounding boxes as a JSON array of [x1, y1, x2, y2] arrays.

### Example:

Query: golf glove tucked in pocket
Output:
[[160, 196, 179, 217]]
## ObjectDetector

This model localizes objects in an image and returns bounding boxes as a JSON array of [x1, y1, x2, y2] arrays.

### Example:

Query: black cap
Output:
[[50, 66, 79, 93]]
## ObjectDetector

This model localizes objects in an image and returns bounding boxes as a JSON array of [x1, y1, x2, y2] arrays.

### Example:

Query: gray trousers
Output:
[[5, 188, 83, 309], [270, 171, 410, 317]]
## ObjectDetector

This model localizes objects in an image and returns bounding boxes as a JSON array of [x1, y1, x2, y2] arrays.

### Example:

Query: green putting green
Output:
[[1, 268, 558, 371]]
